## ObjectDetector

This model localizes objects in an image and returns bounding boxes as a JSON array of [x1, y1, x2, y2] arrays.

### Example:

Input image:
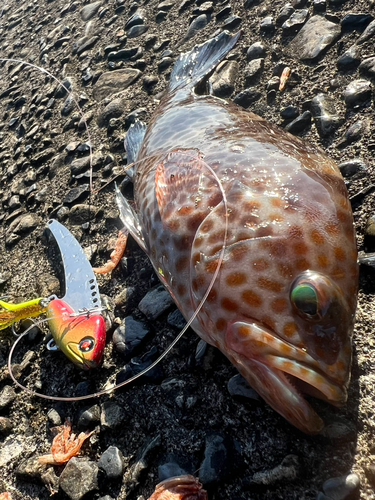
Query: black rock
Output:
[[167, 309, 187, 330], [344, 120, 366, 144], [246, 42, 266, 60], [310, 93, 342, 136], [209, 60, 239, 97], [138, 285, 175, 320], [260, 16, 274, 32], [116, 346, 164, 385], [112, 316, 150, 360], [107, 48, 138, 62], [233, 88, 262, 108], [125, 9, 146, 30], [78, 405, 101, 428], [227, 374, 260, 400], [98, 446, 124, 479], [63, 184, 90, 205], [343, 79, 372, 107], [359, 57, 375, 78], [101, 402, 127, 429], [276, 3, 294, 26], [337, 45, 361, 70], [341, 13, 373, 32], [280, 105, 299, 119], [182, 14, 209, 43], [127, 25, 149, 38], [321, 473, 360, 500], [282, 9, 309, 32], [222, 15, 242, 31], [59, 458, 98, 500], [199, 434, 231, 486], [284, 110, 311, 134], [357, 19, 375, 44], [338, 159, 367, 178], [158, 460, 188, 481]]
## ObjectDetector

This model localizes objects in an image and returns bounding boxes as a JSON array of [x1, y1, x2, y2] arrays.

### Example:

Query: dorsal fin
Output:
[[169, 31, 241, 92]]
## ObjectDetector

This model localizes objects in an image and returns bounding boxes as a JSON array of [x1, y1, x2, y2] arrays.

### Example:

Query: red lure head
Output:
[[46, 299, 106, 370]]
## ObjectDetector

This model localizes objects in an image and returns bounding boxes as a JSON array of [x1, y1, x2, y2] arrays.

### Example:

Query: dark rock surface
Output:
[[0, 1, 374, 500]]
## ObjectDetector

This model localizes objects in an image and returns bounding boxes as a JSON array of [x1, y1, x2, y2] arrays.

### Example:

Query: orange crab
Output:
[[38, 419, 94, 465]]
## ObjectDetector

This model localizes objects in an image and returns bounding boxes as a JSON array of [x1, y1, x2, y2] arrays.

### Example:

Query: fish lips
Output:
[[225, 319, 350, 433]]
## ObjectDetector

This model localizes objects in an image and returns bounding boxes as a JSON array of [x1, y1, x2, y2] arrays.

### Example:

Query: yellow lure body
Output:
[[0, 298, 47, 331]]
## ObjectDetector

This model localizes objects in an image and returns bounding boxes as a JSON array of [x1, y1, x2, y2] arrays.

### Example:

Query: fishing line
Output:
[[8, 156, 229, 401]]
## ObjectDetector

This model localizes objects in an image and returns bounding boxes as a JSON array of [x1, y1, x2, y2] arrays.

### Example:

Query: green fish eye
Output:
[[291, 283, 318, 317]]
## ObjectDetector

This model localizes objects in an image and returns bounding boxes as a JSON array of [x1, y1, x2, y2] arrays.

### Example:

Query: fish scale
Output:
[[117, 31, 358, 434]]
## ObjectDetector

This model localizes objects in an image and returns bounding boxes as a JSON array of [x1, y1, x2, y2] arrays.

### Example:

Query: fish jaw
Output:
[[224, 320, 350, 434], [47, 299, 106, 370]]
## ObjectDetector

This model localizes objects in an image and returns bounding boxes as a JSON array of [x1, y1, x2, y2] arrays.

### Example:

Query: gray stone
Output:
[[233, 88, 262, 108], [244, 58, 264, 84], [343, 79, 372, 107], [284, 110, 311, 134], [182, 14, 209, 43], [359, 57, 375, 78], [98, 446, 124, 479], [63, 184, 90, 205], [310, 93, 342, 136], [227, 374, 260, 400], [127, 25, 149, 38], [80, 2, 102, 21], [76, 35, 100, 55], [7, 213, 40, 236], [97, 98, 126, 126], [101, 402, 126, 429], [47, 408, 62, 426], [78, 404, 101, 428], [108, 48, 139, 62], [338, 159, 367, 178], [138, 285, 175, 320], [282, 9, 309, 31], [59, 457, 99, 500], [16, 456, 45, 480], [260, 16, 274, 32], [209, 60, 238, 97], [357, 19, 375, 44], [287, 15, 341, 60], [113, 316, 150, 359], [199, 434, 229, 486], [0, 437, 36, 467], [344, 120, 366, 143], [322, 473, 360, 500], [167, 309, 186, 330], [246, 42, 265, 60], [158, 460, 188, 481], [0, 417, 13, 435], [93, 69, 141, 101], [276, 3, 294, 26], [337, 45, 361, 69]]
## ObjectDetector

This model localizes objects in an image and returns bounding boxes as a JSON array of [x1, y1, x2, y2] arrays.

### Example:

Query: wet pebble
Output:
[[222, 15, 242, 31], [182, 14, 209, 43], [47, 408, 62, 426], [343, 79, 372, 107], [127, 25, 149, 38], [338, 158, 367, 178], [199, 434, 230, 486], [310, 93, 342, 136], [357, 19, 375, 44], [113, 316, 150, 360], [63, 184, 90, 205], [59, 457, 99, 500], [101, 402, 127, 429], [359, 57, 375, 78], [138, 285, 175, 320], [116, 346, 164, 385], [125, 9, 146, 30], [337, 45, 361, 70], [341, 13, 373, 32], [344, 120, 366, 144], [93, 69, 141, 101], [80, 1, 102, 21], [246, 42, 265, 60], [227, 374, 260, 400], [244, 58, 264, 84], [247, 455, 301, 486], [167, 309, 186, 330], [320, 473, 360, 500], [97, 98, 126, 127], [284, 110, 312, 134], [209, 60, 238, 97], [276, 3, 294, 26], [158, 459, 188, 481], [98, 446, 125, 479], [287, 15, 341, 60], [78, 404, 101, 429], [280, 105, 299, 119], [233, 88, 262, 108], [282, 9, 309, 32], [260, 16, 274, 33]]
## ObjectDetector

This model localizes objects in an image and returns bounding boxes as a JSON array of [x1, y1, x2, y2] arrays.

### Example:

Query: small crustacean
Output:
[[38, 419, 94, 465], [93, 229, 128, 274], [147, 476, 208, 500], [0, 297, 48, 331], [279, 66, 291, 91]]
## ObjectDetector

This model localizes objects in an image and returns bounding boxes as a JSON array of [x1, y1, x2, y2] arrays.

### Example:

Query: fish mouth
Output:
[[225, 320, 349, 434]]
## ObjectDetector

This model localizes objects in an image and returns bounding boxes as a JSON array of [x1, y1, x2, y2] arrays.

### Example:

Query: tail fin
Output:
[[169, 31, 241, 92]]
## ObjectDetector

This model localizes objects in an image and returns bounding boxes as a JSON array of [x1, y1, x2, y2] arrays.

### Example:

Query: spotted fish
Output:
[[116, 31, 358, 433]]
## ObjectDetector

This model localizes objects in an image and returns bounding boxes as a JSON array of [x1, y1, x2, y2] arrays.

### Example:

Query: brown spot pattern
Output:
[[242, 290, 263, 307]]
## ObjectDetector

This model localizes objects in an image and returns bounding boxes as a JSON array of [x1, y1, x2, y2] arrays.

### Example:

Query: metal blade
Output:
[[47, 219, 102, 312]]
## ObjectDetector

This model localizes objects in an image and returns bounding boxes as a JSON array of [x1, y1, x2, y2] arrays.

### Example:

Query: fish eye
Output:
[[291, 283, 318, 318], [79, 337, 95, 353]]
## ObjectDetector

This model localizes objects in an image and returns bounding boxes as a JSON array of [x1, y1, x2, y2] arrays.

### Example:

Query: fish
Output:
[[116, 31, 359, 434]]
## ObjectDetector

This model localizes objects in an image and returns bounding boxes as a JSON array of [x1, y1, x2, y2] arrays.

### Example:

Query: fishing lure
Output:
[[0, 297, 48, 331], [45, 220, 106, 370]]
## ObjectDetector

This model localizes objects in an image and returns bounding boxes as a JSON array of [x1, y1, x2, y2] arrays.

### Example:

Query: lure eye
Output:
[[79, 337, 95, 353], [291, 283, 318, 317]]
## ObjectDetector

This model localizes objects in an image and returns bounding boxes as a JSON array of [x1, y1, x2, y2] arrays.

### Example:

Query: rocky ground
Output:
[[0, 0, 375, 499]]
